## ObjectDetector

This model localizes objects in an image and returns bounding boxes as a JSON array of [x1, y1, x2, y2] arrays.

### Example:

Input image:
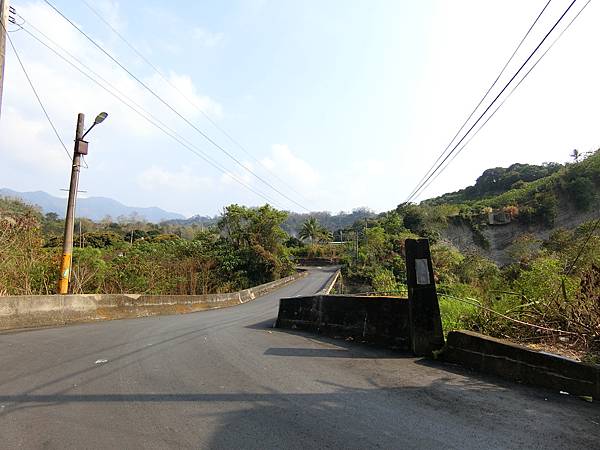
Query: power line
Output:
[[18, 21, 287, 209], [1, 19, 71, 162], [404, 0, 553, 203], [79, 0, 311, 205], [416, 0, 592, 200], [42, 0, 311, 212], [21, 22, 284, 208], [404, 0, 579, 205], [406, 0, 578, 204]]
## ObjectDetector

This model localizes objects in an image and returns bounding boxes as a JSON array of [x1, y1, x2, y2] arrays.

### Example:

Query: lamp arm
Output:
[[80, 122, 97, 140]]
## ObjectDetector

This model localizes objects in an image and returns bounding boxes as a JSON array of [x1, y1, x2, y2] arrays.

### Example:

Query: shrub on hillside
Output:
[[84, 231, 124, 248]]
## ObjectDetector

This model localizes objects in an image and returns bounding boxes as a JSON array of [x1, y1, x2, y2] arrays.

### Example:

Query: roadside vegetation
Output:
[[0, 202, 294, 296]]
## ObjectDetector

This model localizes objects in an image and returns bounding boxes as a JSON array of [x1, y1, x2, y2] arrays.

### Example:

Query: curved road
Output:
[[0, 267, 598, 449]]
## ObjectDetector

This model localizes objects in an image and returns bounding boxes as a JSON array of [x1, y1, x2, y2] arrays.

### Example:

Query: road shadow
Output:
[[247, 318, 414, 359], [245, 318, 277, 330], [0, 376, 597, 449], [264, 347, 394, 358]]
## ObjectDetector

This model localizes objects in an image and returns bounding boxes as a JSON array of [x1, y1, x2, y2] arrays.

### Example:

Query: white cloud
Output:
[[93, 0, 125, 32], [214, 144, 323, 210], [0, 106, 70, 174], [137, 166, 211, 192], [266, 144, 320, 187], [191, 27, 225, 48], [219, 160, 254, 186], [146, 71, 223, 121], [261, 157, 275, 170]]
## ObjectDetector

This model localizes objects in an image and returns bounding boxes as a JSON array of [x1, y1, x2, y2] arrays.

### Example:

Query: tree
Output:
[[566, 177, 595, 211], [570, 149, 581, 162], [398, 204, 425, 234], [71, 247, 108, 293], [299, 217, 330, 243], [84, 231, 124, 248], [218, 204, 293, 284], [372, 269, 398, 292]]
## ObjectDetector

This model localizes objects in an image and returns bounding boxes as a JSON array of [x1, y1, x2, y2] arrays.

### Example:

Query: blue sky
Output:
[[1, 0, 598, 217]]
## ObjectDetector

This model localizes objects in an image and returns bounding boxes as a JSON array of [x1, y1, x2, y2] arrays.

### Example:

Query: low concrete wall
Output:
[[444, 331, 600, 398], [318, 269, 341, 295], [276, 295, 410, 349], [295, 257, 340, 266], [0, 271, 307, 331]]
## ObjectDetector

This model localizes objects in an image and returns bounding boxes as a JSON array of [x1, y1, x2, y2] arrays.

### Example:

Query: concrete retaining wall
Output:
[[318, 270, 341, 295], [295, 257, 340, 266], [276, 295, 410, 349], [444, 331, 600, 398], [0, 271, 307, 331]]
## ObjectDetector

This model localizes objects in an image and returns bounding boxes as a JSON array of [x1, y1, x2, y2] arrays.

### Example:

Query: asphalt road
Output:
[[0, 267, 598, 449]]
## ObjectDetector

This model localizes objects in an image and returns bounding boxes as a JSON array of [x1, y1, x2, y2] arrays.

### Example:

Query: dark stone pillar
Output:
[[405, 238, 444, 356]]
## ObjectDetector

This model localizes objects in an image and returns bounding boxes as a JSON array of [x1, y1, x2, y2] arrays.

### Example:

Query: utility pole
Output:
[[57, 111, 107, 294], [0, 0, 9, 118], [58, 113, 85, 294]]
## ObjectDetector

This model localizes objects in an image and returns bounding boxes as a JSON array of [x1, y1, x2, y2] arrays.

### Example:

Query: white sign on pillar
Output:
[[415, 259, 431, 285]]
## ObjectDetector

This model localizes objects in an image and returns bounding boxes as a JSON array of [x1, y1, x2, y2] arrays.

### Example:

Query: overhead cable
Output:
[[80, 0, 311, 204], [416, 0, 592, 199], [405, 0, 579, 204], [1, 20, 72, 162], [404, 0, 553, 203], [43, 0, 311, 212], [19, 22, 286, 209]]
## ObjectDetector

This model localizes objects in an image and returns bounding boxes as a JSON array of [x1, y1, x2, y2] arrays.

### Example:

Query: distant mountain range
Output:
[[1, 188, 377, 231], [164, 208, 377, 235], [0, 188, 185, 223]]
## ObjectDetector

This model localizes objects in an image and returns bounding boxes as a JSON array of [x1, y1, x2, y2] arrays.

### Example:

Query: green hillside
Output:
[[422, 149, 600, 227], [425, 162, 562, 205]]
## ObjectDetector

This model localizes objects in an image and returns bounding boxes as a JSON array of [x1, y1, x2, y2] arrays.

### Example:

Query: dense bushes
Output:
[[0, 201, 295, 296], [565, 177, 596, 210], [0, 203, 57, 295]]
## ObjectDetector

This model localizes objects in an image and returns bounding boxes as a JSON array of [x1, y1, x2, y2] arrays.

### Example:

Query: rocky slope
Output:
[[442, 193, 600, 265]]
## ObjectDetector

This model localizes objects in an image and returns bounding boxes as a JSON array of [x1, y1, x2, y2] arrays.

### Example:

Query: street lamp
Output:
[[57, 112, 108, 294], [81, 112, 108, 140]]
